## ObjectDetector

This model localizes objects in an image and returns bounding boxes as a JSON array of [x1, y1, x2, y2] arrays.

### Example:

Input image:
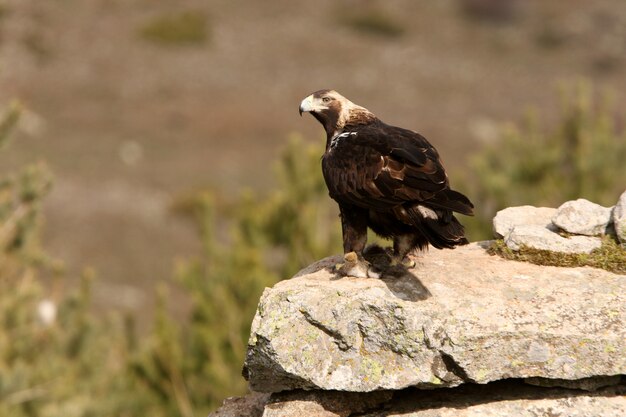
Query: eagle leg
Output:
[[335, 205, 380, 277], [391, 234, 419, 268], [339, 204, 368, 255]]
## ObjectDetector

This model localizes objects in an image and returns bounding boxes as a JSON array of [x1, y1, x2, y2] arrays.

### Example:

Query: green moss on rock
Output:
[[488, 236, 626, 274]]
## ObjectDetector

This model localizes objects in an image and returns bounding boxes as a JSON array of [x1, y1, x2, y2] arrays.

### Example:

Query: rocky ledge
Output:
[[242, 243, 624, 393]]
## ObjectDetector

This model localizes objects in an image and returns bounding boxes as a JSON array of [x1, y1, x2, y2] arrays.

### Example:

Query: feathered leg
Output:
[[392, 234, 421, 268], [339, 205, 367, 254], [336, 205, 378, 277]]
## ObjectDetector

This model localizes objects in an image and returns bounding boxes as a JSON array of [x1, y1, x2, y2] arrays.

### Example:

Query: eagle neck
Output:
[[343, 114, 378, 133], [318, 103, 378, 150], [324, 117, 379, 151]]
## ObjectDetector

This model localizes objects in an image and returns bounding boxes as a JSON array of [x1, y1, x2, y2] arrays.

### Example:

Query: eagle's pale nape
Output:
[[299, 89, 474, 278]]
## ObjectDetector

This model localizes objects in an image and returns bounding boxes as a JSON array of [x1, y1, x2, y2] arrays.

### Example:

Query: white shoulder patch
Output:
[[330, 131, 357, 150], [417, 205, 439, 220]]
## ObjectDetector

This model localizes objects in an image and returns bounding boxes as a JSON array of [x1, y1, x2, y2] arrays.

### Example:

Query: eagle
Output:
[[299, 89, 474, 277]]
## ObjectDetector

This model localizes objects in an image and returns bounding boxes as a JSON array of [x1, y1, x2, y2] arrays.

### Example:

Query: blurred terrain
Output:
[[1, 0, 626, 319]]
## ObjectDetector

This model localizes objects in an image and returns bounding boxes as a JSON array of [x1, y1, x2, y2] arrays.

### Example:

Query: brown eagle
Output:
[[299, 89, 474, 277]]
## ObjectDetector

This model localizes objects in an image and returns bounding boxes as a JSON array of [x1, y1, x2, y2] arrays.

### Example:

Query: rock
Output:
[[357, 382, 626, 417], [505, 225, 602, 254], [524, 375, 623, 391], [243, 243, 625, 393], [613, 190, 626, 244], [552, 199, 613, 236], [208, 392, 269, 417], [263, 390, 392, 417], [493, 206, 557, 239], [209, 382, 626, 417], [493, 205, 604, 254]]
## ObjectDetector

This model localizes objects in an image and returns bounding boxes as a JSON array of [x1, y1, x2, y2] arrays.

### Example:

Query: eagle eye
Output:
[[322, 96, 331, 104]]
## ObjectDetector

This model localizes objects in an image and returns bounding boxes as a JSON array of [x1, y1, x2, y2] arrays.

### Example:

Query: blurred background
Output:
[[1, 0, 625, 416]]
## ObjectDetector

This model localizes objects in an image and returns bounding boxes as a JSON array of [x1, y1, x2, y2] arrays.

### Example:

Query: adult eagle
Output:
[[299, 89, 474, 277]]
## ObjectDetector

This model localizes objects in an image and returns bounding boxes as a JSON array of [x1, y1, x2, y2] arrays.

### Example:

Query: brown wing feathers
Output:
[[324, 126, 473, 218]]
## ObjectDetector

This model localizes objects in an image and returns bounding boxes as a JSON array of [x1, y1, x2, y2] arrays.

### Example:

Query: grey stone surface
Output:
[[209, 383, 626, 417], [492, 206, 557, 239], [505, 224, 602, 254], [524, 375, 623, 391], [614, 190, 626, 244], [263, 390, 392, 417], [208, 392, 269, 417], [243, 243, 625, 393], [552, 199, 613, 236], [360, 383, 626, 417]]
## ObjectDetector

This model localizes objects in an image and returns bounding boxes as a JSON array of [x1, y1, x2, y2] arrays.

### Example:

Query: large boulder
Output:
[[243, 243, 625, 393]]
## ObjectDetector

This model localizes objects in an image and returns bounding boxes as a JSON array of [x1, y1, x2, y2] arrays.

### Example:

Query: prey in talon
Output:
[[299, 90, 474, 277], [334, 251, 381, 279]]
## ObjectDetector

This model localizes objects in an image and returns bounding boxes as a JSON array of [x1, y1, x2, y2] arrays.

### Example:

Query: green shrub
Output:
[[0, 110, 336, 415], [0, 104, 160, 417], [140, 11, 208, 46], [132, 135, 341, 413], [339, 7, 405, 38]]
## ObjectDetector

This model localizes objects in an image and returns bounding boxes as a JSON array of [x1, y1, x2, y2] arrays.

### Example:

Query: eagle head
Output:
[[299, 89, 374, 137]]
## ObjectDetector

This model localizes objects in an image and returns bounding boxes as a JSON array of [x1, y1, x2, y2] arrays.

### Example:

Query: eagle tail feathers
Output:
[[406, 206, 469, 249], [427, 189, 474, 216]]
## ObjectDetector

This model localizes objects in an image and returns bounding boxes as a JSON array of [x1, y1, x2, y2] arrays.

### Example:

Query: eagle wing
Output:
[[321, 123, 473, 215]]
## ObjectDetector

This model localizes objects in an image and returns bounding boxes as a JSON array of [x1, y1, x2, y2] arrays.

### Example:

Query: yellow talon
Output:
[[344, 251, 358, 263], [403, 258, 416, 268], [390, 257, 416, 268]]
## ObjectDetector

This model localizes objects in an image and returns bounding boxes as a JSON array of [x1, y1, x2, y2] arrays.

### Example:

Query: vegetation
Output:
[[0, 103, 153, 417], [133, 136, 340, 412], [461, 82, 626, 240], [139, 11, 209, 46], [488, 236, 626, 274], [0, 3, 8, 22], [339, 6, 405, 38], [1, 84, 625, 416], [0, 112, 338, 416], [458, 0, 521, 23]]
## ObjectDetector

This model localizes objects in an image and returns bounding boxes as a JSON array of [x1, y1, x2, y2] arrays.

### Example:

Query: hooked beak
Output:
[[299, 95, 312, 116], [299, 94, 326, 116]]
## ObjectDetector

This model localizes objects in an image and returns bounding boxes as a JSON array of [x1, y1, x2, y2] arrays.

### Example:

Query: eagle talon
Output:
[[402, 257, 416, 268], [390, 257, 416, 269], [335, 251, 379, 278], [344, 251, 359, 264]]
